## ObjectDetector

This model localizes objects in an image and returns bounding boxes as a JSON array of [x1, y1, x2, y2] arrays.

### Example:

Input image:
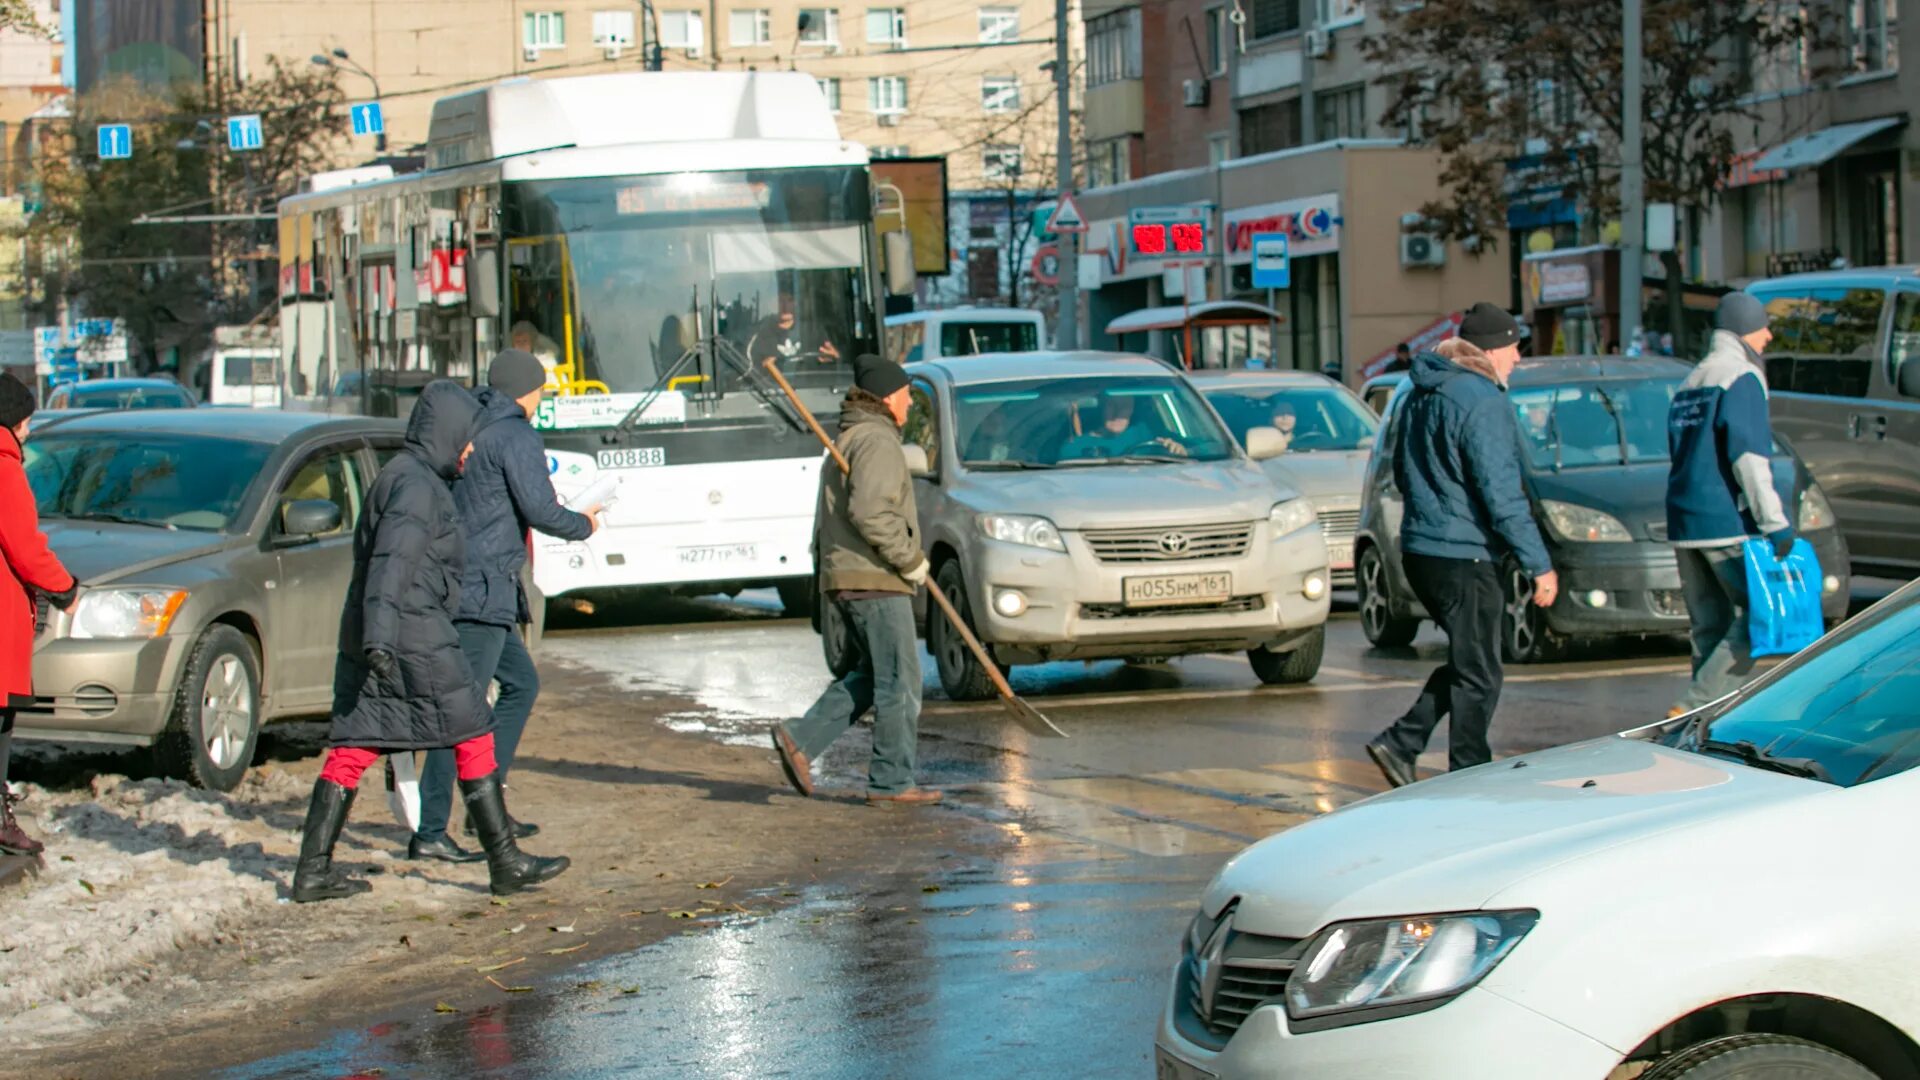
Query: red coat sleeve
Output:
[[0, 460, 74, 595]]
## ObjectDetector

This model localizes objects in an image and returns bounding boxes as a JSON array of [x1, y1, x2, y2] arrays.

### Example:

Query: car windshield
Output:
[[953, 375, 1237, 467], [941, 321, 1039, 356], [69, 386, 192, 409], [23, 433, 272, 532], [1202, 383, 1378, 453], [1510, 378, 1676, 470], [1656, 583, 1920, 787]]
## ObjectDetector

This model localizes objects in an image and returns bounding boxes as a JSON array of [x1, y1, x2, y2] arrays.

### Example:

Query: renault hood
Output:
[[1205, 735, 1826, 938], [954, 459, 1293, 531]]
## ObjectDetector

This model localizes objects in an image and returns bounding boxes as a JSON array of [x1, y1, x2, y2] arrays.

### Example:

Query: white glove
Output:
[[902, 558, 930, 586]]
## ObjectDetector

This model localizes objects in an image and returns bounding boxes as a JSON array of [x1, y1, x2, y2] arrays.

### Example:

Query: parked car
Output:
[[1157, 579, 1920, 1080], [1354, 356, 1849, 662], [43, 377, 196, 411], [1747, 267, 1920, 579], [16, 409, 404, 790], [1190, 370, 1378, 588], [884, 307, 1046, 365], [828, 352, 1332, 696]]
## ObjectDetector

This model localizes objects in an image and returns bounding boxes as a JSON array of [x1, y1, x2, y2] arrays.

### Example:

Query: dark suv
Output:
[[1355, 356, 1851, 662]]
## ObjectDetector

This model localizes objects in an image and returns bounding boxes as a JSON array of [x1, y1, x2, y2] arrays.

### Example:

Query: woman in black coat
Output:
[[291, 380, 569, 903]]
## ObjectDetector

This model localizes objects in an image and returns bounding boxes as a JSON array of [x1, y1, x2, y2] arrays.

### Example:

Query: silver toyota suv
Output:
[[866, 351, 1330, 698]]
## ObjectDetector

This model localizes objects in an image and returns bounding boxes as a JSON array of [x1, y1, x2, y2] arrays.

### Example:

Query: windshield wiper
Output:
[[1593, 386, 1631, 465], [1695, 736, 1834, 783], [962, 459, 1056, 470], [62, 511, 177, 531]]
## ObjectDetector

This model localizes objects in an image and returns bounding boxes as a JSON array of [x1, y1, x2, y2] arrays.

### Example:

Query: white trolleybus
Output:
[[277, 72, 913, 618]]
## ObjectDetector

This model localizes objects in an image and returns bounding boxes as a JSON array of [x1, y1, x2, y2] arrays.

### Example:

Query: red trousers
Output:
[[319, 733, 497, 788]]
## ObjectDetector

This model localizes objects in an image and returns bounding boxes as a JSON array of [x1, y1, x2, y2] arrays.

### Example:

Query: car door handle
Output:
[[1871, 415, 1888, 441]]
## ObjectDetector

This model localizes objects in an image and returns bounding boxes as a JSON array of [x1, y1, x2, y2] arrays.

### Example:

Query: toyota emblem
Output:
[[708, 490, 724, 506], [1158, 531, 1191, 555]]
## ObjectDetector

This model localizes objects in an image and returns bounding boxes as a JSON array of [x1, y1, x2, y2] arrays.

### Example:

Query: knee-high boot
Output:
[[291, 779, 372, 903], [460, 773, 568, 896]]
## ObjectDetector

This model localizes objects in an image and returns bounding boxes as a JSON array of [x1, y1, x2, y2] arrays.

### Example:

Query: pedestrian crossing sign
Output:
[[1046, 193, 1088, 234]]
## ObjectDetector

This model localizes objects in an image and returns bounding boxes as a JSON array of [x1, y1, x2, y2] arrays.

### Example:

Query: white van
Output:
[[885, 307, 1046, 364], [205, 326, 282, 408]]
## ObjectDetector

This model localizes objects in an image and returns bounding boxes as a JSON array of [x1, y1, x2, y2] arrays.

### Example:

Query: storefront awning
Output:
[[1105, 301, 1284, 336], [1752, 116, 1905, 173]]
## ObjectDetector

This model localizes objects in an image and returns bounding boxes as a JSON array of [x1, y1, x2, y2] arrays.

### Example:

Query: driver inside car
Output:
[[1058, 392, 1187, 460]]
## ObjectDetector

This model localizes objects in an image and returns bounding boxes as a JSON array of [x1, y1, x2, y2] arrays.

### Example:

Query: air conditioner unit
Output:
[[1400, 233, 1446, 268], [877, 112, 901, 126], [603, 45, 623, 59], [1305, 29, 1332, 58], [1182, 79, 1210, 107], [523, 45, 540, 62]]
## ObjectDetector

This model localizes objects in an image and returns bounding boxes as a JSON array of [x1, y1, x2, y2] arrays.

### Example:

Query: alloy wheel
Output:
[[1506, 566, 1537, 658], [1360, 553, 1390, 638], [200, 654, 255, 771]]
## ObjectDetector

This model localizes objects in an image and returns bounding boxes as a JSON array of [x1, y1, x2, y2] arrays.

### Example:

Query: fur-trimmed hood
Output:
[[1428, 336, 1506, 388]]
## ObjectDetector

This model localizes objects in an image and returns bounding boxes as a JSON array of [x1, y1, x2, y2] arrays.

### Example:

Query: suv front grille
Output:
[[1082, 522, 1253, 563], [1314, 506, 1360, 544], [1080, 594, 1265, 619], [1176, 919, 1305, 1049]]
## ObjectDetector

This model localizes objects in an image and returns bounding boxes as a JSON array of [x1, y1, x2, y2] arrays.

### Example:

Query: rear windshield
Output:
[[1203, 384, 1378, 453], [1510, 378, 1676, 470], [941, 320, 1040, 356], [69, 386, 194, 409]]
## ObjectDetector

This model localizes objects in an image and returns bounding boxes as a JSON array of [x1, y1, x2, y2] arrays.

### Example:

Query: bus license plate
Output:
[[1124, 572, 1232, 608], [679, 544, 757, 565], [596, 447, 666, 470]]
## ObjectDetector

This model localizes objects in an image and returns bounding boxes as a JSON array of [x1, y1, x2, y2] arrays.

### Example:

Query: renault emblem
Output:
[[1158, 531, 1191, 555], [1195, 913, 1233, 1019]]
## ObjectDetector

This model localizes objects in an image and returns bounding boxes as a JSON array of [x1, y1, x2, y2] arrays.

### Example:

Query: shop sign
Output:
[[1224, 194, 1341, 263], [1527, 258, 1592, 306], [1128, 205, 1212, 259]]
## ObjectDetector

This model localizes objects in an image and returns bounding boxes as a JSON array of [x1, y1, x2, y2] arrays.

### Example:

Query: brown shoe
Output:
[[0, 789, 44, 858], [866, 787, 943, 807], [771, 725, 813, 797]]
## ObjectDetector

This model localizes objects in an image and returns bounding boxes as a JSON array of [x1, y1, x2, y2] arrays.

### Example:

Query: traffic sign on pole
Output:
[[1250, 233, 1291, 289], [350, 102, 384, 138], [97, 124, 132, 160], [1045, 192, 1088, 234], [227, 114, 265, 152]]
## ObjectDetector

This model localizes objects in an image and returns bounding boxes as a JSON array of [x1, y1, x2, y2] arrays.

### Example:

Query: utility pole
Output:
[[1053, 0, 1078, 350], [1618, 0, 1643, 353]]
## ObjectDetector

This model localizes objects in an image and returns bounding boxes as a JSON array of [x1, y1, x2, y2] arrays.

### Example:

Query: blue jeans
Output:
[[783, 595, 922, 795], [415, 622, 539, 842]]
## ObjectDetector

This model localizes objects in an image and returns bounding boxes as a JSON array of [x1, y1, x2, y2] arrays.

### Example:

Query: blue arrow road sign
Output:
[[96, 124, 132, 160], [227, 114, 265, 152], [350, 102, 384, 138], [1251, 233, 1291, 290]]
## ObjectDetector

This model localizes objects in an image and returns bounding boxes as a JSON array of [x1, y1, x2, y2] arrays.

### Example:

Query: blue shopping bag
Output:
[[1743, 537, 1823, 658]]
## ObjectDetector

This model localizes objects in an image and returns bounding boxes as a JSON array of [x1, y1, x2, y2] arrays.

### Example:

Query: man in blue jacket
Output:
[[1664, 293, 1791, 717], [408, 350, 601, 863], [1365, 303, 1558, 788]]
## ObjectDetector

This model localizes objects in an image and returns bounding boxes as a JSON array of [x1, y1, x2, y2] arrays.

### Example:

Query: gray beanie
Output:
[[487, 349, 548, 399], [1715, 292, 1769, 336]]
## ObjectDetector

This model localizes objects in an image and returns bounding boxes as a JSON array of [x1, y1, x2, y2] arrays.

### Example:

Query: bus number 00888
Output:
[[596, 448, 666, 470]]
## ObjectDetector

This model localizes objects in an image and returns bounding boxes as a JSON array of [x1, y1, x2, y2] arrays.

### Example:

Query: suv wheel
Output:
[[1358, 546, 1419, 647], [1248, 624, 1325, 685], [930, 561, 1002, 701], [1501, 561, 1567, 664], [154, 625, 262, 792], [1643, 1035, 1876, 1080]]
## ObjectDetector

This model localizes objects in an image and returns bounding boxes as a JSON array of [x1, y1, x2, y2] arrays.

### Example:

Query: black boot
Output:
[[461, 774, 568, 897], [291, 779, 372, 903]]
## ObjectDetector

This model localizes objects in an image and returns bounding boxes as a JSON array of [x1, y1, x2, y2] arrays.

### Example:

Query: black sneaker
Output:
[[1365, 740, 1418, 789]]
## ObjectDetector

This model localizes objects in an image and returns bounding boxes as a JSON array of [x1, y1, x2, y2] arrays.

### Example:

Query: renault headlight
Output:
[[980, 513, 1066, 553], [1798, 484, 1836, 532], [1286, 910, 1537, 1030], [1269, 499, 1317, 538], [1540, 500, 1632, 543], [69, 589, 188, 640]]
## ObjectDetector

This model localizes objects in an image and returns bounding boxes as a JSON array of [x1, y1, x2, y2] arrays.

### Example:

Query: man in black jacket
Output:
[[408, 351, 600, 863]]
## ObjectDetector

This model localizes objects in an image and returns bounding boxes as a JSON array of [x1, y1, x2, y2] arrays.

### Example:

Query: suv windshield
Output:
[[24, 433, 271, 532], [1202, 383, 1378, 453], [1657, 583, 1920, 787], [1510, 378, 1675, 470], [954, 375, 1237, 467]]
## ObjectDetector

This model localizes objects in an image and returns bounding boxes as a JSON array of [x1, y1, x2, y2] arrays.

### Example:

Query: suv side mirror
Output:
[[884, 231, 917, 297], [902, 443, 932, 478], [1245, 425, 1286, 461], [1900, 359, 1920, 400], [280, 498, 342, 541]]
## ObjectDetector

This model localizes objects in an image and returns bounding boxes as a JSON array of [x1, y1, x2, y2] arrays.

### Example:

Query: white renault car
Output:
[[1158, 579, 1920, 1080]]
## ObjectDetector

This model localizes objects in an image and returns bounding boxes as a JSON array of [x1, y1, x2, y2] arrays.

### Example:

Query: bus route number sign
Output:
[[596, 447, 666, 470]]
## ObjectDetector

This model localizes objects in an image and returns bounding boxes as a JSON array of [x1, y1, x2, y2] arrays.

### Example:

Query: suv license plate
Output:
[[1155, 1049, 1216, 1080], [1327, 540, 1354, 569], [1124, 572, 1232, 608]]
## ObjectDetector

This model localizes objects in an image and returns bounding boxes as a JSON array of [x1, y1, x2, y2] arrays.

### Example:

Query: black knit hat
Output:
[[852, 353, 909, 399], [0, 372, 35, 430], [1458, 302, 1521, 351], [487, 348, 548, 399]]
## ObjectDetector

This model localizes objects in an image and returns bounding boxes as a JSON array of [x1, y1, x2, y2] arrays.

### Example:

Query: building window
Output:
[[730, 8, 771, 44], [872, 145, 911, 158], [1087, 9, 1142, 87], [983, 145, 1023, 182], [978, 6, 1021, 42], [1249, 0, 1300, 40], [1208, 132, 1231, 164], [869, 75, 909, 114], [653, 10, 703, 52], [523, 11, 566, 49], [1314, 83, 1365, 140], [1088, 136, 1132, 187], [1240, 97, 1302, 156], [867, 7, 907, 45], [799, 8, 840, 44], [1205, 7, 1228, 76], [982, 75, 1020, 112], [1526, 77, 1576, 137], [1315, 0, 1364, 28], [817, 77, 842, 111], [1850, 0, 1898, 73], [594, 10, 639, 46]]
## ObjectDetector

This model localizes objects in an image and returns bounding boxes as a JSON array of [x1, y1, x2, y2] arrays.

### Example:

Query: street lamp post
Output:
[[312, 48, 386, 153]]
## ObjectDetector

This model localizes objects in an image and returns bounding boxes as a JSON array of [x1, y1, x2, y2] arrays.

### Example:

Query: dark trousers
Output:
[[1674, 544, 1753, 711], [1378, 553, 1506, 772], [0, 708, 13, 786], [784, 595, 922, 795], [415, 622, 539, 841]]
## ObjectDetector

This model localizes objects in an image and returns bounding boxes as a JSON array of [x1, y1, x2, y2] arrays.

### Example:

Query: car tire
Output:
[[1501, 560, 1567, 664], [1248, 624, 1325, 685], [776, 579, 815, 619], [931, 561, 1002, 702], [154, 625, 263, 793], [1358, 546, 1419, 648], [820, 592, 859, 679], [1642, 1034, 1876, 1080]]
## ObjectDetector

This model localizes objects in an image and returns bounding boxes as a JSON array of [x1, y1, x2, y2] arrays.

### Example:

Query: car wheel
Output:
[[820, 593, 859, 678], [776, 579, 815, 619], [154, 625, 262, 793], [1248, 624, 1325, 685], [1358, 546, 1419, 648], [930, 561, 1002, 702], [1501, 561, 1566, 664], [1643, 1035, 1876, 1080]]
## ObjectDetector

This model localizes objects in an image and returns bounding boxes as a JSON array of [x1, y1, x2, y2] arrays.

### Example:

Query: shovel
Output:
[[761, 359, 1066, 739]]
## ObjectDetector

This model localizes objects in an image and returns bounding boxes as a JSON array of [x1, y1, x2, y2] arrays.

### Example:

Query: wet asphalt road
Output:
[[214, 587, 1895, 1079]]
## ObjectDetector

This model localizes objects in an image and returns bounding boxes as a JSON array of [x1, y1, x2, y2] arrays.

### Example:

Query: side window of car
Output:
[[1891, 292, 1920, 399], [277, 446, 363, 538], [904, 379, 940, 473], [1759, 287, 1883, 398]]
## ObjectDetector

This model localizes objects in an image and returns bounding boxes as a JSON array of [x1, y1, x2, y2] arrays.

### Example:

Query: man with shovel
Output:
[[771, 354, 941, 806]]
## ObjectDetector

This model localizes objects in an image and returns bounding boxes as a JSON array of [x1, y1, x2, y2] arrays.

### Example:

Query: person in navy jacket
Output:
[[1664, 293, 1792, 717]]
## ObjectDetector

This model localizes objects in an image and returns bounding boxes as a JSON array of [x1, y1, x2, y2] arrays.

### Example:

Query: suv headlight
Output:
[[1798, 484, 1836, 531], [1269, 499, 1317, 538], [1540, 499, 1632, 543], [1286, 910, 1537, 1030], [979, 513, 1066, 553], [69, 589, 188, 640]]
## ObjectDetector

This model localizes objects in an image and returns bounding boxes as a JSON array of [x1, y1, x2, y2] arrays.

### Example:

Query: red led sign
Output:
[[1129, 221, 1209, 258]]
